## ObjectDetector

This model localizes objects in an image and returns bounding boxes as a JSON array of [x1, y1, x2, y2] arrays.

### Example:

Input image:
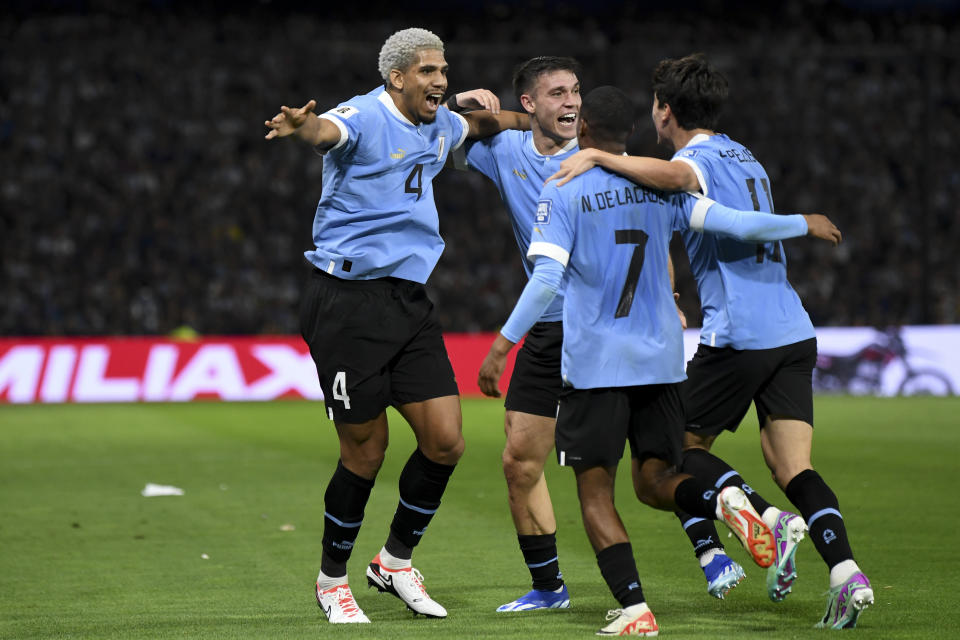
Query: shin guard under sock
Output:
[[785, 469, 854, 569], [386, 448, 456, 558]]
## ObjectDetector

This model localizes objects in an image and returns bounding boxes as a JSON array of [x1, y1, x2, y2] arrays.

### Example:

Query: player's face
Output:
[[526, 70, 580, 142], [396, 49, 449, 125]]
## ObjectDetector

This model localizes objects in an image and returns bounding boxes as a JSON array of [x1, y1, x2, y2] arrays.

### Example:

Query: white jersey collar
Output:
[[684, 133, 712, 148], [528, 133, 578, 158], [378, 89, 417, 127]]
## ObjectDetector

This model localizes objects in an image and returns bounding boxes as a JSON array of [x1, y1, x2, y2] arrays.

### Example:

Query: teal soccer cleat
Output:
[[815, 571, 874, 629], [766, 511, 807, 602]]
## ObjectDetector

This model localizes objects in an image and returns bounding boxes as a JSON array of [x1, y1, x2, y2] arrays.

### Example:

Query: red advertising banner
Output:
[[0, 334, 516, 404], [4, 326, 955, 404]]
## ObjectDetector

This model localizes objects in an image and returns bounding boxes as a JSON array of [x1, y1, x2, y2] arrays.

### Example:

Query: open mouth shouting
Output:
[[426, 92, 444, 112], [557, 111, 578, 130]]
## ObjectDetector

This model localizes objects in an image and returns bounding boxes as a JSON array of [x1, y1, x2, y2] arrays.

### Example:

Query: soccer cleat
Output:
[[717, 486, 775, 568], [315, 582, 370, 623], [366, 554, 447, 618], [496, 584, 571, 612], [596, 602, 659, 636], [702, 553, 746, 599], [815, 571, 874, 629], [766, 511, 807, 602]]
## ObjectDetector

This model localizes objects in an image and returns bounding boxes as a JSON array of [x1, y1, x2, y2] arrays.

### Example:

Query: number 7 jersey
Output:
[[673, 133, 815, 350], [304, 86, 469, 284], [528, 172, 697, 389]]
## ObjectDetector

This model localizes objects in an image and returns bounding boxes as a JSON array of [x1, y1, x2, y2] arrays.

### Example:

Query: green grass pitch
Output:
[[1, 396, 958, 639]]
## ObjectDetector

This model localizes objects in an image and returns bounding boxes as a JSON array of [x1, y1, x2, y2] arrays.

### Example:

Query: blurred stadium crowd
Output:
[[1, 0, 958, 336]]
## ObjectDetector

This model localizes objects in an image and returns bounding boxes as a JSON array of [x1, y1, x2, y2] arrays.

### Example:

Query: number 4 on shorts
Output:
[[332, 371, 351, 409]]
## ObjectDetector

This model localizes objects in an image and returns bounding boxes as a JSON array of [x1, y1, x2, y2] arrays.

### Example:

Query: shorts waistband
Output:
[[311, 266, 414, 289]]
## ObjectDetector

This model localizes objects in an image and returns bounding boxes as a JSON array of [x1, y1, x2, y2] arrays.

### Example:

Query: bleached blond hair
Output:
[[378, 28, 444, 83]]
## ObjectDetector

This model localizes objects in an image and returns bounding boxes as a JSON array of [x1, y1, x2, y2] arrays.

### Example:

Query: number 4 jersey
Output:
[[305, 86, 469, 284], [673, 133, 815, 350]]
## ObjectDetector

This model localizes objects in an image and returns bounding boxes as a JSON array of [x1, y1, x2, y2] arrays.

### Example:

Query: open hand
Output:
[[803, 214, 842, 246], [264, 100, 317, 139], [451, 89, 500, 114], [546, 149, 599, 187]]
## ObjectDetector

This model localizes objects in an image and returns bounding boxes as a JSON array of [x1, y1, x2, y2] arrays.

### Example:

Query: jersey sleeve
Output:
[[527, 183, 575, 267], [499, 256, 565, 343], [461, 137, 499, 179], [672, 147, 709, 196], [683, 193, 808, 241], [318, 100, 367, 155], [446, 108, 470, 152]]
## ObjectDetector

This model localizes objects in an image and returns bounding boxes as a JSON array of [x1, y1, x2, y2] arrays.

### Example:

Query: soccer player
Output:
[[445, 55, 582, 613], [548, 54, 874, 628], [264, 27, 529, 624], [487, 85, 842, 635]]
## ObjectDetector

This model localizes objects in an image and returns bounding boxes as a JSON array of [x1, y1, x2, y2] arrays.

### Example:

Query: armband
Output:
[[445, 94, 465, 113]]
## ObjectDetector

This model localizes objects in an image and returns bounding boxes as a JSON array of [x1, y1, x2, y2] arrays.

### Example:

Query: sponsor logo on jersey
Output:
[[513, 168, 528, 180], [391, 148, 406, 160]]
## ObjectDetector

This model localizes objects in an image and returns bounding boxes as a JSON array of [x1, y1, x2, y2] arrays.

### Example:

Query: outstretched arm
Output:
[[690, 196, 842, 246], [548, 149, 701, 191], [477, 257, 564, 397], [264, 100, 342, 151]]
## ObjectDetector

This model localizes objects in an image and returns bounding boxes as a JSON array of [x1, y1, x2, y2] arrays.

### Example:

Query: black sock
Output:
[[320, 460, 374, 577], [597, 543, 645, 608], [682, 448, 774, 515], [386, 448, 456, 558], [518, 533, 564, 591], [676, 511, 723, 559], [785, 469, 854, 569], [673, 476, 719, 519]]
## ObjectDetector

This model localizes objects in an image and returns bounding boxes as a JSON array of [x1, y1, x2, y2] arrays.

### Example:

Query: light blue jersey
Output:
[[305, 87, 469, 283], [674, 133, 815, 349], [463, 131, 579, 322], [529, 171, 695, 388]]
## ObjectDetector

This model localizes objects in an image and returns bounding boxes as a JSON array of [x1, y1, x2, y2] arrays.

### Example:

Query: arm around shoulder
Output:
[[598, 155, 699, 192], [548, 151, 700, 190], [463, 109, 530, 140]]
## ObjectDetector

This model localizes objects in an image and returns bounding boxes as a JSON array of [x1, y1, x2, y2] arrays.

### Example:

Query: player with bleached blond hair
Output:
[[265, 26, 528, 624]]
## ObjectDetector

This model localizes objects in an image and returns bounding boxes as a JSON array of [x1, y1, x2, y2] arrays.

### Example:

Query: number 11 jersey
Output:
[[673, 133, 815, 350]]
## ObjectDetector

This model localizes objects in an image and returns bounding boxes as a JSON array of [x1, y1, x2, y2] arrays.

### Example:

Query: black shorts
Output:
[[683, 337, 816, 436], [504, 321, 563, 418], [555, 383, 685, 469], [299, 268, 458, 423]]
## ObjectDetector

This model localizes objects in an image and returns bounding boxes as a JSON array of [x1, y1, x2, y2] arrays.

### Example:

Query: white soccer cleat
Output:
[[717, 486, 775, 568], [366, 554, 448, 618], [315, 582, 370, 623], [596, 602, 659, 636]]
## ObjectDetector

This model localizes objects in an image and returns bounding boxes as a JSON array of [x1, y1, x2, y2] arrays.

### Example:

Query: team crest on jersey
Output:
[[329, 105, 359, 119], [536, 199, 552, 224]]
